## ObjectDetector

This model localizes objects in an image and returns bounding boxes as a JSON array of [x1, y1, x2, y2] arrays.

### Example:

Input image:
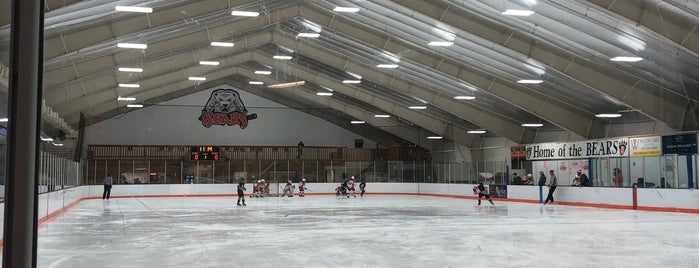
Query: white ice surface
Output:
[[27, 196, 699, 267]]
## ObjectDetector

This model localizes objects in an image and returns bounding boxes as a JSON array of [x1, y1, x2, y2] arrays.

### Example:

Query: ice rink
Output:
[[32, 195, 699, 267]]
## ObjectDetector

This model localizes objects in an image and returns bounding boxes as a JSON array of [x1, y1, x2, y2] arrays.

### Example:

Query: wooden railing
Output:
[[87, 145, 431, 162]]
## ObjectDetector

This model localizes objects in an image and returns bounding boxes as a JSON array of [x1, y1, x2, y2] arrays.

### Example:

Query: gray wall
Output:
[[85, 85, 376, 147]]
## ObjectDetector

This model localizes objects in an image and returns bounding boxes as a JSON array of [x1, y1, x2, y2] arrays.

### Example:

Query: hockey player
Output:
[[473, 182, 494, 206], [237, 180, 246, 206], [347, 176, 357, 198], [359, 181, 366, 197], [252, 180, 261, 198], [262, 179, 269, 196], [282, 180, 294, 197], [298, 178, 307, 197], [255, 179, 266, 198]]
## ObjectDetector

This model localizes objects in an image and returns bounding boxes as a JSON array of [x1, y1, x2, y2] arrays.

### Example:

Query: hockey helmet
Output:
[[302, 178, 306, 181]]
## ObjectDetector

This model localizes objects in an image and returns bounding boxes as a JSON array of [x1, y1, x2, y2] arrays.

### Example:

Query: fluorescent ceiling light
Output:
[[408, 106, 427, 110], [316, 92, 333, 96], [521, 123, 543, 127], [0, 118, 7, 122], [517, 79, 543, 84], [255, 70, 272, 75], [199, 61, 220, 66], [117, 43, 147, 49], [51, 142, 64, 147], [595, 113, 622, 118], [427, 136, 443, 140], [231, 11, 259, 17], [117, 97, 136, 101], [374, 114, 390, 118], [342, 80, 361, 84], [273, 55, 293, 60], [350, 121, 366, 124], [502, 9, 535, 16], [428, 41, 454, 46], [211, 42, 234, 47], [115, 6, 153, 13], [377, 64, 399, 68], [467, 130, 487, 134], [454, 96, 476, 100], [268, 81, 306, 88], [118, 83, 140, 88], [333, 7, 360, 12], [297, 33, 320, 38], [118, 67, 143, 72], [610, 56, 643, 62], [127, 104, 144, 108], [41, 137, 53, 141], [188, 77, 206, 81], [249, 81, 264, 85]]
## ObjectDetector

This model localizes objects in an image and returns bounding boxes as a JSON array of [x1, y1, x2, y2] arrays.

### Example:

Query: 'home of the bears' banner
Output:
[[524, 137, 628, 160]]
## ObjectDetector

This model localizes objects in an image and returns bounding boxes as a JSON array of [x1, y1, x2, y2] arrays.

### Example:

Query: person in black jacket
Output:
[[473, 183, 494, 206], [544, 170, 557, 204], [102, 174, 113, 200], [237, 180, 246, 206], [537, 171, 546, 186], [359, 181, 366, 196]]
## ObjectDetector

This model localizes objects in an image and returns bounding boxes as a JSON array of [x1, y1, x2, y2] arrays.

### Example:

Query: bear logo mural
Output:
[[199, 88, 257, 129]]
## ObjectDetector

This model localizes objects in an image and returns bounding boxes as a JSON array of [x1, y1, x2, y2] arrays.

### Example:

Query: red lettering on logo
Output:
[[201, 112, 214, 128], [200, 111, 249, 129]]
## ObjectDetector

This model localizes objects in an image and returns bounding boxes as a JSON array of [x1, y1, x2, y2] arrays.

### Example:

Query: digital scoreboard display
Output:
[[190, 146, 220, 161]]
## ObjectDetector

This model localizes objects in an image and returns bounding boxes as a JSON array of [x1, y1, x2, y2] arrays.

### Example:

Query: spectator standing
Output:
[[537, 171, 547, 186], [512, 173, 522, 185], [297, 141, 304, 159], [102, 173, 113, 200], [578, 170, 589, 187], [658, 177, 671, 188], [613, 168, 624, 187], [634, 177, 647, 188], [544, 170, 557, 204]]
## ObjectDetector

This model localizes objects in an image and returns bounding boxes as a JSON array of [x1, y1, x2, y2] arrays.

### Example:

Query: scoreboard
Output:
[[190, 146, 220, 161]]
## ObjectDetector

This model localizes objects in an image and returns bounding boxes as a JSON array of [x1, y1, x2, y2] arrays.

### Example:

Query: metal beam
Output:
[[52, 30, 484, 147], [390, 0, 689, 131], [220, 75, 430, 148], [239, 63, 481, 147], [586, 0, 699, 58], [297, 5, 606, 139], [3, 0, 43, 266], [270, 31, 531, 143]]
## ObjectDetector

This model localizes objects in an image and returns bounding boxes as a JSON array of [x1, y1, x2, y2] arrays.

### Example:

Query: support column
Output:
[[3, 0, 44, 267]]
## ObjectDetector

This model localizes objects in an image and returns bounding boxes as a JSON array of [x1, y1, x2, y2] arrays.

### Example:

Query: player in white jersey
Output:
[[347, 176, 356, 198], [282, 180, 294, 197], [252, 180, 261, 198], [298, 178, 307, 197]]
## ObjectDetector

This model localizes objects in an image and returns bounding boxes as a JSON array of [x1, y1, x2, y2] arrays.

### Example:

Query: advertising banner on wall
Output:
[[525, 137, 628, 160], [629, 136, 662, 156], [510, 144, 526, 158], [488, 185, 507, 198], [662, 134, 698, 155]]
